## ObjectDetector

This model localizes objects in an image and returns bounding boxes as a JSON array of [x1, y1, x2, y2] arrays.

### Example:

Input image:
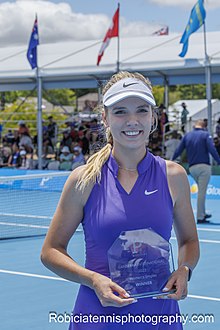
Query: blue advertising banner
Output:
[[0, 169, 69, 192], [188, 176, 220, 200]]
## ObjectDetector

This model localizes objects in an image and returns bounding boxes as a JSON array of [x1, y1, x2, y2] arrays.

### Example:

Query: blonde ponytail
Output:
[[76, 131, 113, 191]]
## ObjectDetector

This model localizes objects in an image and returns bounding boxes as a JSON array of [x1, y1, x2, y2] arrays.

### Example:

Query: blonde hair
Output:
[[76, 71, 155, 191]]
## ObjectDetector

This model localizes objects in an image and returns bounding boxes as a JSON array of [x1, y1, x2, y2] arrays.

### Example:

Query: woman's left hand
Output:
[[155, 265, 189, 300]]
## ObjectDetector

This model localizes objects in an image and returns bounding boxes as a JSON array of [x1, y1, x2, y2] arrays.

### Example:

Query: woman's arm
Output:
[[41, 165, 134, 307], [164, 161, 200, 300]]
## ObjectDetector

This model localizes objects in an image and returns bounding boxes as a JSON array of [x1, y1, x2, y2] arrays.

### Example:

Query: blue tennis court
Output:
[[0, 172, 220, 329]]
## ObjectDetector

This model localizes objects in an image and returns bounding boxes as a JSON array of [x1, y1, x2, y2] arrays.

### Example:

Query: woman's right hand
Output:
[[91, 273, 136, 307]]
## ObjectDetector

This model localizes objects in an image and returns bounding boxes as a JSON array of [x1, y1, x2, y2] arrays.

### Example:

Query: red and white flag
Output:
[[97, 7, 119, 66], [152, 26, 169, 36]]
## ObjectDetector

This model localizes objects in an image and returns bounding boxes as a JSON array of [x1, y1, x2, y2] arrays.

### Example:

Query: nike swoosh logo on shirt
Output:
[[144, 189, 158, 196], [123, 82, 139, 88]]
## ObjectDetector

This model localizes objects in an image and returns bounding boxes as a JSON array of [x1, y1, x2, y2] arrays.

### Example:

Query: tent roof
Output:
[[169, 99, 220, 122], [0, 31, 220, 91]]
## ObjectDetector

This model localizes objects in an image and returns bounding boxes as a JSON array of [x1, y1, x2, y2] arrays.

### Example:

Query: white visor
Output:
[[103, 78, 156, 107]]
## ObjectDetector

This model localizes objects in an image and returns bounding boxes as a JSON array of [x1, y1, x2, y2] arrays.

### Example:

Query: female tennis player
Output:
[[41, 71, 199, 329]]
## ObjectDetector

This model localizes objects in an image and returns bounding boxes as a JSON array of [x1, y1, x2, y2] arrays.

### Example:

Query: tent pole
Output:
[[37, 68, 43, 169], [203, 22, 212, 135]]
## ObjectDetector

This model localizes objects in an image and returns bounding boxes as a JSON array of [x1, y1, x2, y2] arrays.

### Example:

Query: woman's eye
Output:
[[138, 108, 148, 113], [114, 110, 125, 115]]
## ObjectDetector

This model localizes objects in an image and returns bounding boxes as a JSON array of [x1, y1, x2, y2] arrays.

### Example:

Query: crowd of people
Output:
[[0, 115, 102, 171], [0, 102, 220, 172]]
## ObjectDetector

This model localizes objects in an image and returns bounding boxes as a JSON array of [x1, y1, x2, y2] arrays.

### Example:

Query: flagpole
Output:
[[37, 66, 43, 170], [203, 21, 212, 134], [116, 2, 120, 72]]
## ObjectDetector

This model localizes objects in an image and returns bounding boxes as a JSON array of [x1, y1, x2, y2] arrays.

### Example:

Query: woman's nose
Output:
[[126, 115, 139, 126]]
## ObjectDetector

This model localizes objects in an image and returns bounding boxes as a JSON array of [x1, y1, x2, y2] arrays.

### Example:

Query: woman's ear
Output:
[[151, 111, 158, 133]]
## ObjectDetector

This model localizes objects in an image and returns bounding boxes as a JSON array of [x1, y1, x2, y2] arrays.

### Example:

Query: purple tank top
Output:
[[69, 150, 183, 330]]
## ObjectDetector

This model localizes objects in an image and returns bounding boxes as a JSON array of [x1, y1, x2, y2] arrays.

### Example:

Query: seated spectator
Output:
[[59, 146, 73, 171], [18, 150, 33, 169], [43, 134, 54, 156], [47, 155, 60, 171], [76, 130, 90, 155], [60, 146, 73, 162], [60, 130, 72, 151], [3, 129, 15, 145], [19, 132, 34, 153], [47, 116, 58, 147], [164, 130, 181, 160], [72, 146, 85, 170], [8, 143, 21, 167], [0, 145, 11, 167], [18, 120, 30, 135]]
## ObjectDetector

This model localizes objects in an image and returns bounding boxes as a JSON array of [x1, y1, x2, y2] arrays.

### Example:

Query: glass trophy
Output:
[[108, 228, 176, 299]]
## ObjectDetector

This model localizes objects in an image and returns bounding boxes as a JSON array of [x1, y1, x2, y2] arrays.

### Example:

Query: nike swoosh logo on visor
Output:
[[144, 189, 158, 196], [123, 82, 139, 88]]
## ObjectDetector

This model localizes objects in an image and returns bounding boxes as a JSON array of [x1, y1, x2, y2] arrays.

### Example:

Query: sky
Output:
[[0, 0, 219, 47]]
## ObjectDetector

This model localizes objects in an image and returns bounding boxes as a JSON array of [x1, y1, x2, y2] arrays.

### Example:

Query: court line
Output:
[[0, 269, 220, 302], [188, 294, 220, 302], [171, 237, 220, 244], [0, 269, 68, 281], [0, 213, 52, 219], [197, 227, 220, 232], [0, 221, 49, 229]]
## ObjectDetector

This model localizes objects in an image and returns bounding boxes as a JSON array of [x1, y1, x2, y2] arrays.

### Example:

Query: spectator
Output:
[[60, 130, 73, 151], [3, 129, 15, 145], [18, 150, 33, 170], [43, 134, 54, 156], [82, 100, 93, 114], [19, 132, 34, 153], [164, 130, 181, 160], [71, 146, 85, 170], [0, 145, 11, 167], [18, 120, 30, 136], [8, 143, 21, 167], [215, 117, 220, 138], [203, 118, 208, 131], [47, 116, 58, 147], [76, 130, 90, 155], [180, 102, 189, 133], [59, 146, 73, 171], [172, 119, 220, 224], [213, 136, 220, 156], [47, 155, 60, 171], [158, 104, 169, 134], [60, 146, 73, 162]]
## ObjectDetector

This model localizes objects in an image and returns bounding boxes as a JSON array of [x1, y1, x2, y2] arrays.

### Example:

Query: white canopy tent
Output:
[[1, 30, 219, 167], [0, 31, 220, 91], [168, 99, 220, 132]]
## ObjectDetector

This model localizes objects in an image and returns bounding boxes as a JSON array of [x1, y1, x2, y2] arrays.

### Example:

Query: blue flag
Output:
[[27, 16, 39, 69], [179, 0, 206, 57]]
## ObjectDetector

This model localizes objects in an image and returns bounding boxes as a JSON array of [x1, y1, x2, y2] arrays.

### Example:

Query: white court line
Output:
[[0, 212, 52, 219], [171, 237, 220, 244], [188, 294, 220, 302], [0, 222, 49, 229], [1, 269, 219, 302], [0, 269, 68, 281], [197, 227, 220, 233]]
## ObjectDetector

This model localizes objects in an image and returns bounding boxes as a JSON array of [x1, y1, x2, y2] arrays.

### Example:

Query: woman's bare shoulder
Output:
[[64, 164, 96, 207], [165, 160, 190, 205]]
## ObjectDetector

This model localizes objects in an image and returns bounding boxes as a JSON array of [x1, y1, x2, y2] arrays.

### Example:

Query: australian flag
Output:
[[27, 16, 39, 69]]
